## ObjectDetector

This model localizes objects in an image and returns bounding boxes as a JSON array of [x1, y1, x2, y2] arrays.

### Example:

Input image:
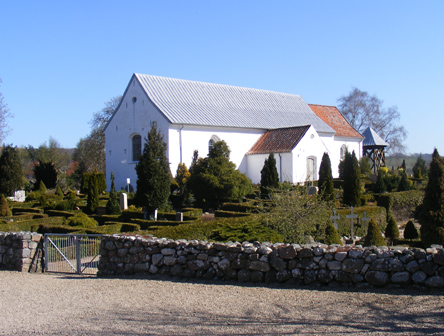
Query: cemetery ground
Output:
[[0, 271, 443, 336]]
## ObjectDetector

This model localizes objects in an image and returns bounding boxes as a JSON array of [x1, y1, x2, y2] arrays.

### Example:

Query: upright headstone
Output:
[[330, 210, 340, 230], [13, 190, 26, 202], [176, 212, 184, 222], [306, 186, 318, 195], [360, 211, 371, 236], [120, 193, 128, 211], [346, 206, 358, 240]]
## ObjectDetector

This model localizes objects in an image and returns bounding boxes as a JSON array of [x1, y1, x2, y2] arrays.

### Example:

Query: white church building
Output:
[[104, 74, 363, 191]]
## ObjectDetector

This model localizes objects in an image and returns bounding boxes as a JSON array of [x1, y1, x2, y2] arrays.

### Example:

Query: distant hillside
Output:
[[385, 153, 432, 175]]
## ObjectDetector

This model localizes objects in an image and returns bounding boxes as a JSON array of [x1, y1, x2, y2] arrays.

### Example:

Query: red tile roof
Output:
[[308, 104, 363, 138], [247, 126, 310, 155]]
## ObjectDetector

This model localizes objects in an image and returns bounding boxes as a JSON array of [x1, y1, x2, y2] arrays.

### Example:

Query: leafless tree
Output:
[[337, 87, 407, 153], [74, 96, 122, 173], [0, 78, 13, 144]]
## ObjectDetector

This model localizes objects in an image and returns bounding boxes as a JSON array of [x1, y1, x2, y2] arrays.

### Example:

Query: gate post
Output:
[[44, 235, 49, 272], [75, 236, 81, 274]]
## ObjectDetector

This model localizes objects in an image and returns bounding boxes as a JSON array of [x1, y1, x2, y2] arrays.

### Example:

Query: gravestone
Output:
[[13, 190, 26, 202], [360, 211, 371, 236], [176, 212, 183, 222], [120, 193, 128, 210], [330, 210, 340, 230], [306, 186, 318, 195], [346, 206, 358, 242]]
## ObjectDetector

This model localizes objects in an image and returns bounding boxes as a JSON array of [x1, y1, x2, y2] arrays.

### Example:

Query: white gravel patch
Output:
[[0, 271, 443, 335]]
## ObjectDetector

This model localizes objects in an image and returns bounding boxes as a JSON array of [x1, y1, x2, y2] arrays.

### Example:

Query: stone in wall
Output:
[[0, 232, 43, 272]]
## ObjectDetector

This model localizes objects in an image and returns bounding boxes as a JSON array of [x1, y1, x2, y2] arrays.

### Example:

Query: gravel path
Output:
[[1, 271, 443, 335]]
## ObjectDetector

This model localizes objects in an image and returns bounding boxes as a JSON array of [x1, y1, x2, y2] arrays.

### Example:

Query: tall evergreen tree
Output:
[[413, 154, 428, 179], [106, 171, 121, 215], [374, 168, 387, 193], [318, 152, 334, 201], [135, 124, 171, 214], [404, 220, 419, 240], [33, 160, 57, 190], [260, 153, 279, 198], [397, 169, 410, 192], [342, 151, 361, 206], [418, 149, 444, 247], [0, 145, 23, 196], [86, 173, 99, 214]]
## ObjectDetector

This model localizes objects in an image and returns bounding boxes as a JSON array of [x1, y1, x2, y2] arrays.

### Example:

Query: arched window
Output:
[[208, 135, 221, 154], [132, 135, 141, 161], [340, 145, 348, 161]]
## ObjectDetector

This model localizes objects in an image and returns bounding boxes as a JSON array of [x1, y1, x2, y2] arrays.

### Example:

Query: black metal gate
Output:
[[44, 234, 102, 275]]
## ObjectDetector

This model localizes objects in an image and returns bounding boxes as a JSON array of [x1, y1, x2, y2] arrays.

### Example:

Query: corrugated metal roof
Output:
[[362, 127, 389, 147], [246, 126, 310, 155], [135, 74, 335, 133], [308, 104, 363, 138]]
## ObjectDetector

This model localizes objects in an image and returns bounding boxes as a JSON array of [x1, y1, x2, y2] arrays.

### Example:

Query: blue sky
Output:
[[1, 1, 443, 154]]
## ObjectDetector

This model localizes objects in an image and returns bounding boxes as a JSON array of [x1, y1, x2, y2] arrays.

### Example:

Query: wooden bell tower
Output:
[[362, 127, 389, 175]]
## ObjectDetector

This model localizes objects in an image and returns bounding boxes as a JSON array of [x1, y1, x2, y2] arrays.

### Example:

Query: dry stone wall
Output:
[[98, 235, 444, 289], [0, 232, 43, 272]]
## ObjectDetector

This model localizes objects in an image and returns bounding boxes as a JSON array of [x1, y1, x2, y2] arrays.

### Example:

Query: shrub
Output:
[[404, 220, 419, 240], [38, 181, 47, 193], [364, 219, 386, 246], [260, 153, 279, 198], [86, 172, 99, 214], [342, 151, 361, 207], [0, 194, 11, 217], [418, 149, 444, 247], [214, 210, 251, 218], [120, 223, 140, 232], [55, 185, 64, 197], [324, 222, 342, 245], [182, 208, 203, 217], [106, 172, 121, 215], [318, 153, 334, 202], [385, 214, 399, 242], [45, 210, 76, 218], [64, 212, 98, 228], [120, 205, 144, 221]]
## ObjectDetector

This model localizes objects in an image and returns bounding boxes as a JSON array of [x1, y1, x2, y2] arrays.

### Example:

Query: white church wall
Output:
[[168, 125, 264, 175], [105, 77, 170, 191]]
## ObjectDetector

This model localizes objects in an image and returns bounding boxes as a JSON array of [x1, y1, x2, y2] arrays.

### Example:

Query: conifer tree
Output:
[[413, 154, 428, 179], [385, 214, 399, 244], [106, 171, 121, 215], [187, 141, 253, 208], [418, 149, 444, 247], [55, 185, 64, 197], [397, 169, 410, 192], [342, 151, 361, 206], [38, 180, 47, 193], [318, 152, 334, 201], [86, 173, 99, 214], [0, 145, 23, 196], [33, 161, 57, 190], [404, 220, 419, 240], [135, 124, 171, 214], [0, 194, 11, 216], [260, 153, 279, 198], [374, 168, 387, 193], [364, 219, 386, 246], [324, 222, 342, 245]]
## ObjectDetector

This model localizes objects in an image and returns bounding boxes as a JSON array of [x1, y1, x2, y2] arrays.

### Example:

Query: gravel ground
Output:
[[1, 271, 443, 336]]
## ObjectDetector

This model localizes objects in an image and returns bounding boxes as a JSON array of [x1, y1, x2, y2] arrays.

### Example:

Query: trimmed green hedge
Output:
[[11, 208, 44, 215], [377, 190, 424, 221], [215, 210, 252, 218], [182, 208, 203, 217], [45, 210, 76, 218], [0, 216, 64, 232], [220, 202, 260, 213]]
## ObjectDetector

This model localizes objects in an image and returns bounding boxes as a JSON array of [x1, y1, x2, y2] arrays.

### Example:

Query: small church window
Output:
[[208, 135, 221, 154], [340, 145, 347, 161], [132, 135, 142, 161], [132, 97, 137, 103]]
